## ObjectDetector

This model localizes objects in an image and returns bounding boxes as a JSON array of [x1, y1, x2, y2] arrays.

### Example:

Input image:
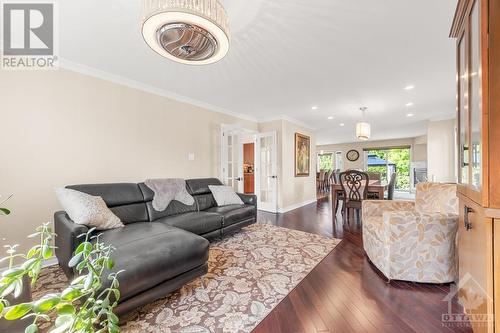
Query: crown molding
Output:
[[258, 115, 316, 130], [59, 58, 260, 123]]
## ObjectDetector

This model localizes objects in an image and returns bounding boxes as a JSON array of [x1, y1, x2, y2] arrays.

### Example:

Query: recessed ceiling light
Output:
[[327, 116, 333, 120], [406, 102, 414, 107], [406, 113, 415, 117], [339, 123, 345, 127], [312, 106, 319, 110], [404, 85, 415, 90]]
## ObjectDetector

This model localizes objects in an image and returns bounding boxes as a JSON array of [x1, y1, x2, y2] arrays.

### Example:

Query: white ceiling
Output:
[[59, 0, 458, 145]]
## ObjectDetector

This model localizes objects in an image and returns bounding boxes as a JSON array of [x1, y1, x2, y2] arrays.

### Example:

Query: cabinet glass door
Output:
[[469, 0, 482, 191], [458, 34, 469, 185]]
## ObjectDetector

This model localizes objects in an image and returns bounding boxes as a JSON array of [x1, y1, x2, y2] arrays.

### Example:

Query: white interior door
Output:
[[255, 131, 278, 212], [221, 125, 244, 193]]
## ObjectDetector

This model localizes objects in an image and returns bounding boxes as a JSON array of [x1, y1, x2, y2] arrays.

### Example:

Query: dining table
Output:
[[331, 180, 388, 218]]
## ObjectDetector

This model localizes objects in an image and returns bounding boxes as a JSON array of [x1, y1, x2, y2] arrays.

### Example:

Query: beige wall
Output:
[[258, 119, 317, 211], [0, 69, 257, 257], [317, 137, 426, 171], [281, 120, 317, 210], [427, 119, 457, 182]]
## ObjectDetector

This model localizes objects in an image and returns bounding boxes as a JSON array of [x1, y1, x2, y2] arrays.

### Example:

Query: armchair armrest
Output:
[[54, 211, 89, 279], [362, 200, 415, 219], [383, 210, 459, 282], [237, 193, 257, 206]]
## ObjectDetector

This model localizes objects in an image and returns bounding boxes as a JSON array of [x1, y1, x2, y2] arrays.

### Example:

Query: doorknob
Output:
[[235, 177, 243, 181], [269, 175, 278, 179]]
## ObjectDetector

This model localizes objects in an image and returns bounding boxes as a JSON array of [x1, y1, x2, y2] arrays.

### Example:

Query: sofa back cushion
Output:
[[138, 183, 197, 221], [415, 182, 458, 215], [186, 178, 223, 211], [66, 183, 148, 224]]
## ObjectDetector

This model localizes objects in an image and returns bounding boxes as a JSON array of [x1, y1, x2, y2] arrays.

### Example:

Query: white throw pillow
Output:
[[208, 185, 244, 206], [55, 188, 124, 230]]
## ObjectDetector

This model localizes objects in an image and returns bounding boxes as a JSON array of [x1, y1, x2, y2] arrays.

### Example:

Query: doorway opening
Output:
[[220, 125, 278, 213], [243, 142, 255, 194], [364, 147, 411, 193]]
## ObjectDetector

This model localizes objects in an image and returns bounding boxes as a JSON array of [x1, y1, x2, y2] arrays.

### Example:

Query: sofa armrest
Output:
[[237, 193, 257, 206], [54, 211, 89, 279], [362, 200, 415, 219]]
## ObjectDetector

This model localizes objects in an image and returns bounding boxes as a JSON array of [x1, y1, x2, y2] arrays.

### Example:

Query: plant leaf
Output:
[[42, 244, 52, 260], [68, 253, 82, 268], [1, 281, 16, 297], [33, 294, 60, 313], [2, 268, 24, 278], [83, 271, 93, 290], [25, 323, 38, 333], [0, 208, 11, 215], [107, 312, 119, 324], [13, 278, 23, 298], [108, 323, 120, 333], [106, 258, 114, 270], [61, 287, 81, 301], [50, 314, 74, 333], [56, 303, 75, 315], [4, 302, 33, 320]]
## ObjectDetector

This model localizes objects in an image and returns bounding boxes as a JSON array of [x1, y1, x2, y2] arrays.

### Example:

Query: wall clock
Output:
[[346, 149, 360, 162]]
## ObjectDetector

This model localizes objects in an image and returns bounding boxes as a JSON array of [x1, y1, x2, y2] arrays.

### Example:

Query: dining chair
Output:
[[325, 170, 332, 192], [340, 170, 369, 222], [317, 170, 326, 192], [386, 172, 397, 200]]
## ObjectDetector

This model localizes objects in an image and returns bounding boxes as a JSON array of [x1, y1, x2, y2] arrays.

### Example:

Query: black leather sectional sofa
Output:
[[54, 178, 257, 316]]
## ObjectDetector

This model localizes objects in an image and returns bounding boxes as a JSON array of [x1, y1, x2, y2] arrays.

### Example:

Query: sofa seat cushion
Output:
[[156, 212, 223, 236], [206, 204, 255, 227], [96, 222, 209, 301]]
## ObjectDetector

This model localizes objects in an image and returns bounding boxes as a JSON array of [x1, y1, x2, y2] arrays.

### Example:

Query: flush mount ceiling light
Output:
[[356, 107, 371, 141], [141, 0, 230, 65]]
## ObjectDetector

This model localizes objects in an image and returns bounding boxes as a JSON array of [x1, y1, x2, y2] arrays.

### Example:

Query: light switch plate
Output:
[[188, 153, 195, 161]]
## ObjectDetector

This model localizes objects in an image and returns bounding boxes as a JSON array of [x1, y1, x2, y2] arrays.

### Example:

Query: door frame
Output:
[[220, 125, 258, 193], [255, 131, 278, 213]]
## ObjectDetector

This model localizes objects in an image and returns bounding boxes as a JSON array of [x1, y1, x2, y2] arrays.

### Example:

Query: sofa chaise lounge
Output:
[[54, 178, 257, 315]]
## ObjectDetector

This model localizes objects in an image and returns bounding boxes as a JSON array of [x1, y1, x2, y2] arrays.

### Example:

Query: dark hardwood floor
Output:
[[252, 196, 471, 333]]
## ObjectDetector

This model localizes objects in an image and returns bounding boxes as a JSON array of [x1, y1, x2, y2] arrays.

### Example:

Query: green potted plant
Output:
[[0, 197, 122, 333]]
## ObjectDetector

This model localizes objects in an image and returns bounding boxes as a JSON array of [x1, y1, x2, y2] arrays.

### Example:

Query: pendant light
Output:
[[356, 107, 371, 141]]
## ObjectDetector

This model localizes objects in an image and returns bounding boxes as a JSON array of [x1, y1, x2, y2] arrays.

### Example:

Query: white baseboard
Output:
[[277, 199, 317, 214]]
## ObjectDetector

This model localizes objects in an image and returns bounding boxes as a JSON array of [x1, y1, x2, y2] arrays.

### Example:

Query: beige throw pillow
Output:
[[55, 188, 124, 230], [208, 185, 244, 206]]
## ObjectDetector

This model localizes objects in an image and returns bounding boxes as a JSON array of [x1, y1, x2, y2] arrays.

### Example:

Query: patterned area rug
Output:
[[34, 224, 341, 333]]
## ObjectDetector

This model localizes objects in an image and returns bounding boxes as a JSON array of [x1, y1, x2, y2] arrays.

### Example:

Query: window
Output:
[[335, 151, 343, 170], [318, 153, 333, 171], [364, 147, 411, 191]]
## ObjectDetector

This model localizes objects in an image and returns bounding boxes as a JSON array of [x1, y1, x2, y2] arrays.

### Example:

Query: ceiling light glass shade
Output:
[[141, 0, 230, 65], [356, 122, 371, 141]]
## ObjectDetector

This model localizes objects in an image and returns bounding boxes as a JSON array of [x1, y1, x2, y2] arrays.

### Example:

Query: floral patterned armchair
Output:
[[362, 183, 459, 283]]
